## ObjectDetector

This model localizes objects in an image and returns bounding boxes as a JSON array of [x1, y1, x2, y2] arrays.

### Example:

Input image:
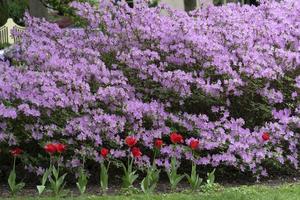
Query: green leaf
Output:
[[37, 185, 46, 195], [207, 169, 216, 185], [16, 182, 25, 191], [48, 167, 67, 196], [57, 173, 67, 186], [76, 182, 86, 195], [174, 175, 185, 186], [8, 170, 16, 193], [52, 166, 59, 180], [100, 163, 109, 190], [77, 168, 88, 195], [42, 168, 51, 185], [140, 166, 160, 194], [48, 176, 54, 185], [167, 158, 185, 190], [197, 177, 203, 187], [149, 183, 157, 193], [185, 173, 192, 184], [141, 178, 147, 193], [121, 160, 138, 188]]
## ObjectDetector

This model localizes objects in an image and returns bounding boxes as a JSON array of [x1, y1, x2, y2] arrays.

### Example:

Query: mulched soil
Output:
[[1, 174, 300, 198], [1, 163, 300, 198]]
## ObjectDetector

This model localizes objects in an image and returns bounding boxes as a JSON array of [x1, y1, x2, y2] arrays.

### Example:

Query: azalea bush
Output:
[[0, 0, 300, 193]]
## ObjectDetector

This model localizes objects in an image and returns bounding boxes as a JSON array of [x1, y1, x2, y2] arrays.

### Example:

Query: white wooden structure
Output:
[[128, 0, 213, 10], [0, 18, 25, 45], [160, 0, 213, 10]]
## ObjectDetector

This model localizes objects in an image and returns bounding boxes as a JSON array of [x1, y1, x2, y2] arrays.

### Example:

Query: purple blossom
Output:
[[0, 0, 299, 178]]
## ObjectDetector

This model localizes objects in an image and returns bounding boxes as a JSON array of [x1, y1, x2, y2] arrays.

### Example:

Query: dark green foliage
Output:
[[0, 1, 9, 26], [0, 0, 28, 26], [0, 43, 10, 49]]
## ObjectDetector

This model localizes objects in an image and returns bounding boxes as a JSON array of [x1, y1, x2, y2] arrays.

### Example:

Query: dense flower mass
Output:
[[0, 0, 299, 178]]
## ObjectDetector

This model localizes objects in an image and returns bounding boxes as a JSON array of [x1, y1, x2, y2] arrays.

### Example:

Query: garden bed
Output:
[[1, 173, 300, 198]]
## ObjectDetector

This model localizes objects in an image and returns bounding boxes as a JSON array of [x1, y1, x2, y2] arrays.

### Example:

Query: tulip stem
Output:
[[107, 161, 111, 170], [13, 157, 16, 172], [82, 155, 86, 169], [152, 150, 157, 166], [57, 155, 61, 177]]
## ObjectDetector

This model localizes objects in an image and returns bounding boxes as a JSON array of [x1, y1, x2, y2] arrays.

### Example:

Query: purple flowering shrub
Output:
[[0, 0, 299, 178]]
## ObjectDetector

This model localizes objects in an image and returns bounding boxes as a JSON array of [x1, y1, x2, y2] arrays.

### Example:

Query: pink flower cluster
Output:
[[0, 0, 299, 177]]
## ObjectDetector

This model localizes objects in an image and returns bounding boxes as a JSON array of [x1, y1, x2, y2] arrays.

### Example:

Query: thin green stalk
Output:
[[13, 157, 16, 172], [57, 154, 60, 176], [152, 150, 157, 166]]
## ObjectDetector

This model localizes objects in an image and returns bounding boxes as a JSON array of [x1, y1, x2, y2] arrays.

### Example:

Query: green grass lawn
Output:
[[3, 183, 300, 200]]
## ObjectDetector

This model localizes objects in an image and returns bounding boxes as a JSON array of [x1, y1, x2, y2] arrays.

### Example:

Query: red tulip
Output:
[[125, 136, 137, 147], [154, 139, 163, 149], [100, 148, 109, 158], [131, 147, 142, 158], [55, 143, 66, 153], [189, 139, 199, 150], [10, 147, 22, 157], [262, 132, 270, 141], [44, 143, 57, 154], [170, 132, 183, 144]]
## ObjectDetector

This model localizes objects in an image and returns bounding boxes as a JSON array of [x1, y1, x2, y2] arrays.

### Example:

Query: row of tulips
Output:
[[7, 143, 67, 196], [5, 131, 270, 196]]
